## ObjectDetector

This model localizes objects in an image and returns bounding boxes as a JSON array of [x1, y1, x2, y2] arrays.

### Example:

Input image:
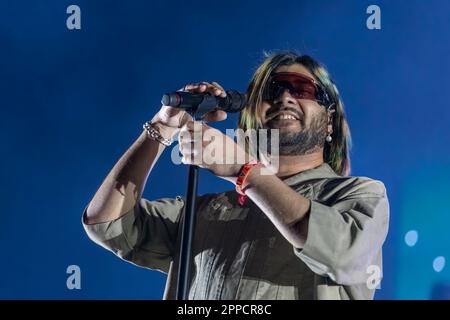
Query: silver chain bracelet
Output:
[[142, 121, 173, 146]]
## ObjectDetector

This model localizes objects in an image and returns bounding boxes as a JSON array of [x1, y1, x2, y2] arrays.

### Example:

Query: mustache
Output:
[[265, 106, 303, 121]]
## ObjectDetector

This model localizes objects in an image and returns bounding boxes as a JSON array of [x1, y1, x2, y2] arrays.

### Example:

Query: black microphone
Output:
[[161, 90, 246, 118]]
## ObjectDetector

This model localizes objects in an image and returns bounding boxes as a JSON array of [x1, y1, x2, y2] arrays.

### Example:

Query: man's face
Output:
[[261, 64, 328, 156]]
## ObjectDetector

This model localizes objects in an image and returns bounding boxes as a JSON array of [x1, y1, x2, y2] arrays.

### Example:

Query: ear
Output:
[[327, 123, 333, 135], [326, 104, 335, 123], [326, 104, 335, 133]]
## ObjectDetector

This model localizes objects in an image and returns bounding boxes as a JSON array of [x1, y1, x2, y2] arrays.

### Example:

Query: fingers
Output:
[[176, 81, 227, 125], [181, 120, 195, 133], [202, 110, 227, 123], [178, 121, 201, 146], [179, 141, 198, 165], [211, 82, 227, 98], [182, 81, 227, 98], [178, 110, 193, 127], [178, 126, 194, 165], [179, 121, 202, 165], [182, 81, 227, 123]]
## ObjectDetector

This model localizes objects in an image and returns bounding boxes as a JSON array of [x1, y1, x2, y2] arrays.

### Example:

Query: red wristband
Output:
[[235, 160, 261, 195]]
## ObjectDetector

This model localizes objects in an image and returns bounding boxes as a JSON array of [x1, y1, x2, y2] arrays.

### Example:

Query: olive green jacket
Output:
[[83, 163, 389, 300]]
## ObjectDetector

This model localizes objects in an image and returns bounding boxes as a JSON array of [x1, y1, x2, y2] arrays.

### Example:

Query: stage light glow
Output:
[[433, 256, 446, 273], [405, 230, 418, 247]]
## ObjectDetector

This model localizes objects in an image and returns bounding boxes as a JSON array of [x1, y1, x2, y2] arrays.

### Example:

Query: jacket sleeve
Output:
[[294, 179, 389, 285], [82, 196, 184, 273]]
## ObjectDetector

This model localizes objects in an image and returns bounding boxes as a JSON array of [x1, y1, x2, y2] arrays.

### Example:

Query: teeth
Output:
[[275, 114, 296, 120]]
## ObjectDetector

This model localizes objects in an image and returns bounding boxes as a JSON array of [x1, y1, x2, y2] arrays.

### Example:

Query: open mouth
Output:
[[267, 111, 301, 122], [271, 114, 297, 120]]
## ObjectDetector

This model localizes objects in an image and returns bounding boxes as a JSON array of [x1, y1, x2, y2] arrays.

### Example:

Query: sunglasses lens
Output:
[[266, 81, 291, 100], [264, 73, 318, 101], [290, 81, 316, 100]]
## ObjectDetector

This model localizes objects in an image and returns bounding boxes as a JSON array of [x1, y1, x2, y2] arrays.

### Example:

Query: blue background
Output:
[[1, 0, 449, 299]]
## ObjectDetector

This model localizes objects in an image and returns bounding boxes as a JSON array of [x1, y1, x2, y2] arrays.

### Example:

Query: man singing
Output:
[[83, 52, 389, 300]]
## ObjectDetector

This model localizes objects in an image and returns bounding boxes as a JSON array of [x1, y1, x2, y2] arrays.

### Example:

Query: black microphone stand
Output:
[[175, 95, 219, 300], [176, 163, 198, 300]]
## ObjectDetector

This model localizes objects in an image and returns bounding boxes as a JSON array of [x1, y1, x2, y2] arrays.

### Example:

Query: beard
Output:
[[264, 112, 328, 156]]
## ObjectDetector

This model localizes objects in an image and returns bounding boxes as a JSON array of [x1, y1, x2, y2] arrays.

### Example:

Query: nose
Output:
[[273, 88, 298, 106]]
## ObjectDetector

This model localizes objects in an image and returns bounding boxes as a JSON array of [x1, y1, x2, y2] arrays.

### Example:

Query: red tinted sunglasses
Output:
[[263, 72, 331, 106]]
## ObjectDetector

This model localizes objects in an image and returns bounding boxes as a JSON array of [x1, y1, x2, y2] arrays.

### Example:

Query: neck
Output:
[[271, 149, 324, 178]]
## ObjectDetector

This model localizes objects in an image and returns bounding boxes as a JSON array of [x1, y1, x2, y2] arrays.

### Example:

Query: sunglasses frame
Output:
[[264, 72, 331, 107]]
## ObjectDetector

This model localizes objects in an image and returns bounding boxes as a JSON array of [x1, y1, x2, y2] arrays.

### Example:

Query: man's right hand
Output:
[[150, 82, 228, 136]]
